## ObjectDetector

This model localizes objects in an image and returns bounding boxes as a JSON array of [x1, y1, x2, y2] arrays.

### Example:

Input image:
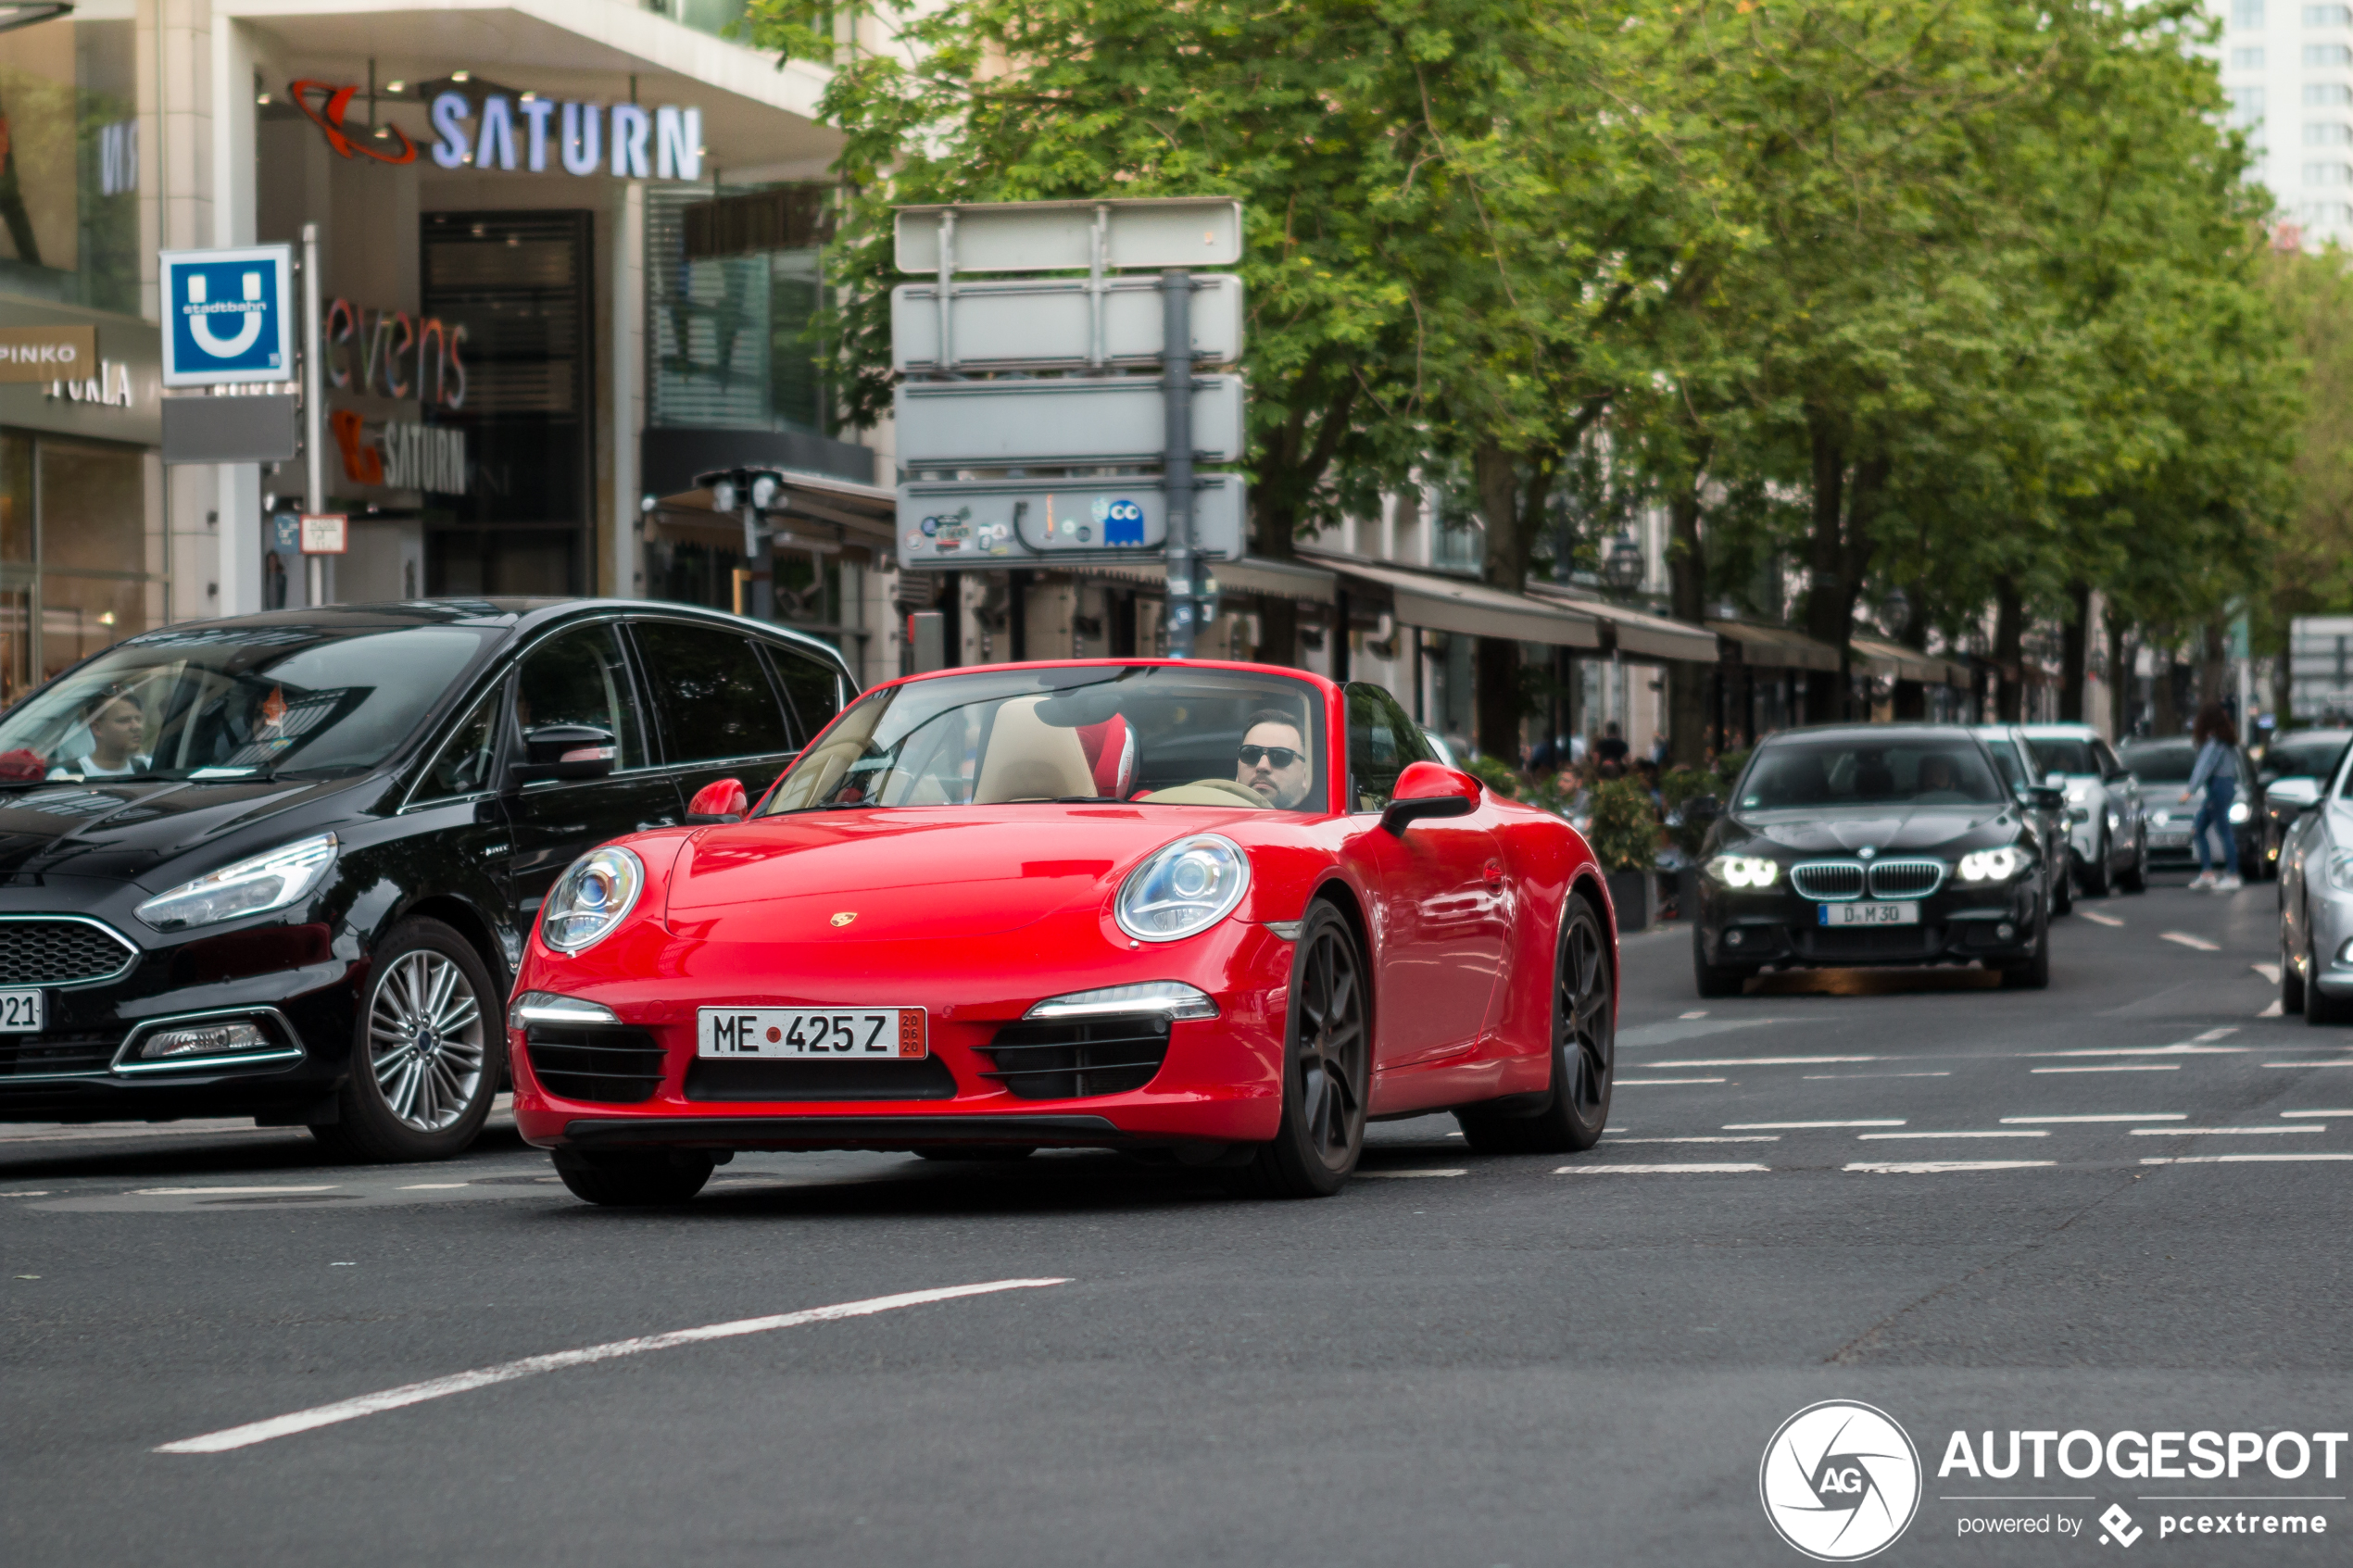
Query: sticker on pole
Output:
[[298, 513, 347, 555], [160, 245, 296, 386]]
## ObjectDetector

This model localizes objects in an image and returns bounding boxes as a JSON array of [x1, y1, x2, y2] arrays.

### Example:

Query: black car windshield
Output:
[[0, 624, 497, 784], [1738, 737, 2005, 809], [2028, 736, 2103, 776], [763, 664, 1329, 812], [2120, 742, 2213, 785], [1980, 737, 2029, 790], [2264, 732, 2351, 781]]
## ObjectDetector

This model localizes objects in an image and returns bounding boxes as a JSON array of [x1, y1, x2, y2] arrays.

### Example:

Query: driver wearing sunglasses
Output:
[[1236, 711, 1314, 809]]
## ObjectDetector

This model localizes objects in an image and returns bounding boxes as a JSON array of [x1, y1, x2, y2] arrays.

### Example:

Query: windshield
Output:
[[1738, 737, 2005, 809], [2264, 732, 2350, 781], [1981, 737, 2028, 791], [2120, 742, 2202, 785], [763, 664, 1328, 813], [0, 624, 496, 784], [2028, 736, 2102, 776]]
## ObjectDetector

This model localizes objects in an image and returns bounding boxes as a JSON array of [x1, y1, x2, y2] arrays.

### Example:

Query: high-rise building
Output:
[[2217, 0, 2353, 245]]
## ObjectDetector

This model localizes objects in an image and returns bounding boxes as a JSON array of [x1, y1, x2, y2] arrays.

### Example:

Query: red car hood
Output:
[[663, 805, 1267, 941]]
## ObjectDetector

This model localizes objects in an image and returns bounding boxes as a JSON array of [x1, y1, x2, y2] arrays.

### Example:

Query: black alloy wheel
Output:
[[2119, 830, 2148, 894], [1459, 893, 1614, 1154], [2308, 914, 2353, 1026], [309, 918, 504, 1162], [2282, 920, 2308, 1015], [1998, 897, 2051, 990], [1227, 902, 1368, 1198]]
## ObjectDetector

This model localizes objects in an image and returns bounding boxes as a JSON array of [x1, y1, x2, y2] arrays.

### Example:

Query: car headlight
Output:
[[1956, 847, 2024, 884], [2328, 852, 2353, 895], [540, 846, 645, 953], [1706, 854, 1779, 888], [2065, 782, 2090, 802], [2229, 801, 2250, 824], [1115, 834, 1249, 942], [1026, 982, 1218, 1021], [133, 832, 339, 932]]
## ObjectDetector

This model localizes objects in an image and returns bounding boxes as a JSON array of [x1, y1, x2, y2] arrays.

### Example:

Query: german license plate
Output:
[[1818, 902, 1919, 927], [696, 1007, 926, 1060], [0, 988, 43, 1032], [2150, 830, 2190, 847]]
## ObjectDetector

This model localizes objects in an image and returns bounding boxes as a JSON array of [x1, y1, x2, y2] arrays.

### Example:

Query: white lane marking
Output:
[[1355, 1168, 1466, 1178], [2142, 1154, 2353, 1164], [2129, 1125, 2322, 1135], [2002, 1114, 2184, 1123], [1856, 1130, 2050, 1140], [130, 1185, 339, 1197], [156, 1279, 1069, 1454], [2259, 999, 2286, 1019], [2196, 1027, 2241, 1041], [2162, 932, 2221, 951], [1618, 1077, 1728, 1085], [1554, 1163, 1770, 1174], [2253, 963, 2284, 984], [1647, 1062, 1882, 1072], [1727, 1120, 1904, 1129], [1680, 1010, 1708, 1019], [1614, 1135, 1780, 1144], [2262, 1060, 2353, 1069], [2280, 1110, 2353, 1117], [2032, 1064, 2181, 1073], [2080, 910, 2125, 927], [0, 1189, 51, 1197], [398, 1184, 472, 1190], [1805, 1072, 1952, 1079], [1847, 1161, 2057, 1173], [2025, 1044, 2247, 1058]]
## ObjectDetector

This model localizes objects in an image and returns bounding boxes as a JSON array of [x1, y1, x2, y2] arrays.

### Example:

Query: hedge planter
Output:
[[1605, 870, 1655, 934]]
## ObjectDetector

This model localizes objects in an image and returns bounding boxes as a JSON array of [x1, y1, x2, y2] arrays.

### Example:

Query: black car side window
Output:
[[767, 645, 847, 746], [515, 623, 649, 771], [410, 686, 502, 804], [635, 621, 794, 765], [1345, 683, 1405, 812]]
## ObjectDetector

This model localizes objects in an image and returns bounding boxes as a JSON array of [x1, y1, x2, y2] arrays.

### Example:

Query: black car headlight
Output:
[[133, 833, 340, 932], [1706, 854, 1778, 889]]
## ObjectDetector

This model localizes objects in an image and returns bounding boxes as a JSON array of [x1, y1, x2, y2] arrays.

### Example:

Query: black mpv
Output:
[[0, 598, 850, 1160]]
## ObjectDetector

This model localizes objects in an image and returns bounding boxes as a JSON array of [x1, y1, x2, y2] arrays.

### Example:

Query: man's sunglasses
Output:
[[1238, 745, 1302, 769]]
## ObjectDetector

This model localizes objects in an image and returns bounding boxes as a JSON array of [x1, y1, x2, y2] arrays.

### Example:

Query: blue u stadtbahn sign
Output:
[[159, 245, 296, 387]]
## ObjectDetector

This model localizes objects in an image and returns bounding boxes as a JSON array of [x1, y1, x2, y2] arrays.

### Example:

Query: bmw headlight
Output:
[[2229, 801, 2251, 824], [1115, 834, 1249, 942], [1956, 847, 2025, 884], [541, 846, 645, 953], [1707, 854, 1779, 888], [133, 833, 339, 932]]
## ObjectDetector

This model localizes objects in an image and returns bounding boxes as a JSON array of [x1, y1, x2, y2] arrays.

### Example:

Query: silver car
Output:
[[2020, 723, 2147, 895], [1971, 723, 2075, 916], [2277, 747, 2353, 1023]]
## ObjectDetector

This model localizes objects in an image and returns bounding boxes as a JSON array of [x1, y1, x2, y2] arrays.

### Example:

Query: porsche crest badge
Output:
[[830, 911, 858, 928]]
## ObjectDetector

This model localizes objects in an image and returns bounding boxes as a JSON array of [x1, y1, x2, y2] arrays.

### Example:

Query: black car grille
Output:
[[685, 1056, 958, 1101], [978, 1013, 1173, 1100], [525, 1026, 665, 1104], [1790, 861, 1865, 900], [1867, 859, 1946, 898], [0, 920, 137, 986], [0, 1032, 120, 1078]]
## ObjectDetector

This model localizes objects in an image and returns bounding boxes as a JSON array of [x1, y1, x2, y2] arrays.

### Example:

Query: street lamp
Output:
[[1604, 534, 1645, 596]]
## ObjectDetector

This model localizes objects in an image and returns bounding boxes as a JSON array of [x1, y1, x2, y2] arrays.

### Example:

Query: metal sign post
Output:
[[1162, 269, 1195, 659], [301, 223, 327, 608]]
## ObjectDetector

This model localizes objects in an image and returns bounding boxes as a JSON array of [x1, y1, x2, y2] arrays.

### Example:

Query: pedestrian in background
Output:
[[2183, 701, 2243, 892]]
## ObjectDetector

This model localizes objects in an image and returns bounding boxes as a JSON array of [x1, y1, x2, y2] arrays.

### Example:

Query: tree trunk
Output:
[[1665, 467, 1709, 768], [1892, 577, 1930, 719], [1994, 574, 2024, 722], [2104, 607, 2132, 739], [2198, 615, 2227, 712], [2059, 580, 2091, 722], [1473, 443, 1529, 762], [2151, 629, 2180, 736], [1798, 416, 1885, 723]]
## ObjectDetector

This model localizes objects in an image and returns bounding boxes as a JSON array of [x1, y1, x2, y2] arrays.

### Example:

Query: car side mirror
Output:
[[509, 724, 617, 787], [2023, 784, 2066, 812], [686, 777, 748, 824], [2045, 771, 2067, 788], [2268, 776, 2322, 813], [1382, 760, 1479, 834]]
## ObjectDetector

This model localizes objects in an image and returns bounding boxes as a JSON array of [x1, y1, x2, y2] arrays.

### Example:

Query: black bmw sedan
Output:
[[1690, 724, 2065, 997], [0, 599, 849, 1160]]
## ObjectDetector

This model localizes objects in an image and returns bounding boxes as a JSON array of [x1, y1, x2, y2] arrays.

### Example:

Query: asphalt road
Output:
[[6, 872, 2351, 1567]]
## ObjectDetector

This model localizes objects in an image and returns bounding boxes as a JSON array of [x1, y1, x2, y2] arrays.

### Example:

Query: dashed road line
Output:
[[1618, 1077, 1728, 1085], [1805, 1072, 1952, 1079], [2032, 1064, 2180, 1073], [1847, 1161, 2057, 1174], [2280, 1109, 2353, 1117], [129, 1185, 339, 1197], [2262, 1060, 2353, 1069], [2080, 910, 2124, 927], [1726, 1120, 1904, 1129], [2253, 963, 2284, 984], [2162, 932, 2221, 951], [1613, 1136, 1780, 1144], [2002, 1114, 2183, 1123], [2128, 1125, 2322, 1135], [1649, 1056, 1881, 1067], [155, 1279, 1069, 1454], [1856, 1130, 2048, 1140], [1355, 1169, 1467, 1178], [2141, 1154, 2353, 1164], [1555, 1163, 1770, 1174]]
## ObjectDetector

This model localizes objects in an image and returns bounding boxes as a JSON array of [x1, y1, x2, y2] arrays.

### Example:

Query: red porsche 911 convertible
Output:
[[507, 659, 1617, 1204]]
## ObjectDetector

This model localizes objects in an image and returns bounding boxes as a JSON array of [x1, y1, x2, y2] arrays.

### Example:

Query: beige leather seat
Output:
[[974, 697, 1097, 802]]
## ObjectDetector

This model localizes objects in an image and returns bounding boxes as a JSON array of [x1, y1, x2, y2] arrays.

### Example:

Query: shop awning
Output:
[[650, 470, 897, 558], [1301, 552, 1603, 649], [1708, 621, 1844, 673], [1850, 634, 1971, 687], [1524, 583, 1718, 661], [1073, 554, 1337, 604]]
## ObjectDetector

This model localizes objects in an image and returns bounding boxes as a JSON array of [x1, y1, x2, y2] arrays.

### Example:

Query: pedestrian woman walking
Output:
[[2183, 702, 2243, 892]]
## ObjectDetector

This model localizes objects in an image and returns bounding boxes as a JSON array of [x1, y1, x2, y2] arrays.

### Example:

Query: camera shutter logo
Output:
[[1758, 1400, 1921, 1561]]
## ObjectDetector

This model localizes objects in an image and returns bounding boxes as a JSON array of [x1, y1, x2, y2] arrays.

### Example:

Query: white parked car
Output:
[[2020, 723, 2147, 895], [2276, 742, 2353, 1023]]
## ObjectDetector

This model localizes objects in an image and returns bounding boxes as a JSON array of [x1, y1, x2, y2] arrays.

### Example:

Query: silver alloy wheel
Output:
[[367, 949, 487, 1132]]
